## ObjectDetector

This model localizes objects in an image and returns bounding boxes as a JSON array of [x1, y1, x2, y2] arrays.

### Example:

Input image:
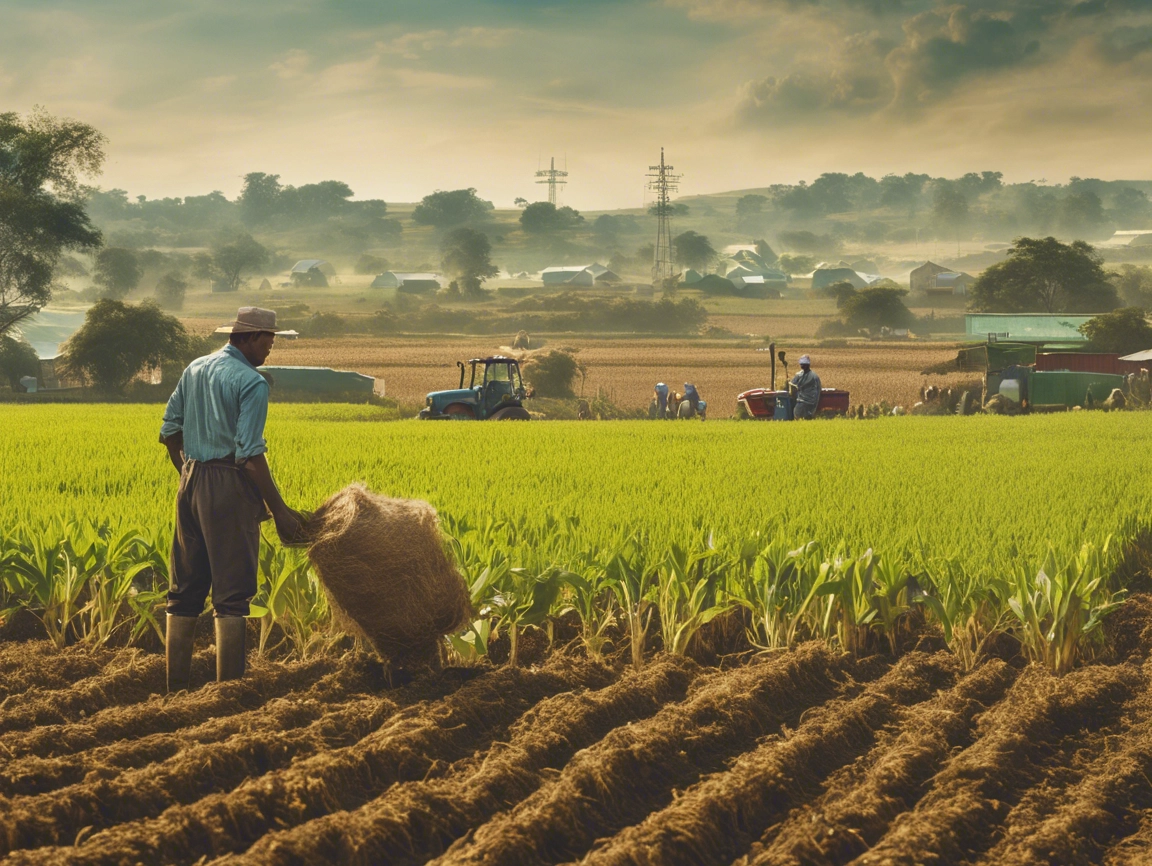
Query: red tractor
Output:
[[737, 347, 849, 420]]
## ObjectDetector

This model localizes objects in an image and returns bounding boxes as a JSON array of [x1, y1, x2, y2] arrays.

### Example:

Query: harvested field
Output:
[[3, 610, 1151, 866], [253, 335, 973, 415]]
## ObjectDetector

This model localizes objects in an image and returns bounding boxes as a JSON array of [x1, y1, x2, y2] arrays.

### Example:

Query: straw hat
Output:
[[214, 307, 296, 335]]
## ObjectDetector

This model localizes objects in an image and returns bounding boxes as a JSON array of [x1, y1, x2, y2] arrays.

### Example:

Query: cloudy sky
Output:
[[3, 0, 1151, 208]]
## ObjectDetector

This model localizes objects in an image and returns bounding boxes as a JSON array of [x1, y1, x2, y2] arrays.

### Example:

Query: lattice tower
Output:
[[647, 147, 681, 287], [535, 157, 568, 205]]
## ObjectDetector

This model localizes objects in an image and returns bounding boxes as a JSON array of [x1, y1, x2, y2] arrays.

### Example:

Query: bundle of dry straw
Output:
[[306, 484, 471, 666]]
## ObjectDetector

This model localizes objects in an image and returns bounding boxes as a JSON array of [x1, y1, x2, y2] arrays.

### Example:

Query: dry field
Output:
[[260, 336, 977, 415], [2, 598, 1151, 866]]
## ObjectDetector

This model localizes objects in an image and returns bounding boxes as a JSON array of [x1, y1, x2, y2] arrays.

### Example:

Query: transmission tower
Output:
[[647, 147, 681, 288], [535, 156, 568, 205]]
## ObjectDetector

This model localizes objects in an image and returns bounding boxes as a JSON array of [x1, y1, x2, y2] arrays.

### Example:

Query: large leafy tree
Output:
[[0, 334, 39, 391], [440, 227, 498, 298], [518, 201, 584, 234], [412, 188, 493, 228], [57, 299, 191, 393], [0, 108, 105, 337], [93, 247, 142, 299], [835, 286, 916, 333], [1078, 308, 1152, 354], [968, 237, 1119, 313], [210, 232, 269, 293], [672, 230, 716, 271]]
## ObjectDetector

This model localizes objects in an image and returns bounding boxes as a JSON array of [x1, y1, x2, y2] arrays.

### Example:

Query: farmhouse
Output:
[[371, 272, 442, 292], [542, 266, 595, 287], [910, 261, 951, 294], [925, 271, 975, 297]]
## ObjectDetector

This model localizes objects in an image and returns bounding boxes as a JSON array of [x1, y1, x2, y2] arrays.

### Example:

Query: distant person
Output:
[[159, 306, 307, 693], [790, 354, 822, 420]]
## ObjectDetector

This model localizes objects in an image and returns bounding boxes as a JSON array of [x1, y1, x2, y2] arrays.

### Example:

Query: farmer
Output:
[[159, 307, 306, 693], [790, 354, 822, 420]]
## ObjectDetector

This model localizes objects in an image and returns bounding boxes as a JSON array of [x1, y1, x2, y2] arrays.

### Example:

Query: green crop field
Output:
[[1, 404, 1147, 672]]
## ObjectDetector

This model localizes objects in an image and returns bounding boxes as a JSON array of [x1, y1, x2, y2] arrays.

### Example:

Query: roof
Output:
[[291, 259, 327, 272], [965, 313, 1094, 342], [1120, 348, 1152, 362], [541, 266, 591, 275], [587, 263, 609, 277], [392, 273, 440, 282], [935, 272, 974, 286]]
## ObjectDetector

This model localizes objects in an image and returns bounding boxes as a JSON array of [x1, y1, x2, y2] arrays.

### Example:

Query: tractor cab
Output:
[[419, 356, 531, 420]]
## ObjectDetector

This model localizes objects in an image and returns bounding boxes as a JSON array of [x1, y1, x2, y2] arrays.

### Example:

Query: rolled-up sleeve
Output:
[[234, 377, 269, 460], [159, 375, 185, 441]]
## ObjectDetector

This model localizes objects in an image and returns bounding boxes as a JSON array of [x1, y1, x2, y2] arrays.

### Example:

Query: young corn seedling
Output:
[[729, 539, 823, 651], [604, 538, 659, 669], [915, 556, 1009, 671], [657, 539, 729, 656], [558, 560, 617, 661]]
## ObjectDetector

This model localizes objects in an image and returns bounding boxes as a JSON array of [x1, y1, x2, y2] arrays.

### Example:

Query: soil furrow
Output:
[[0, 654, 342, 760], [432, 641, 857, 866], [12, 655, 612, 866], [983, 659, 1152, 865], [847, 661, 1142, 866], [0, 644, 116, 703], [1103, 810, 1152, 866], [0, 652, 397, 796], [580, 650, 959, 866], [225, 655, 702, 866], [743, 658, 1017, 866]]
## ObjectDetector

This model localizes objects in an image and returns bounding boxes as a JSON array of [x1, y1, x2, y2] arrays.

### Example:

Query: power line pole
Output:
[[535, 156, 568, 205], [647, 147, 681, 288]]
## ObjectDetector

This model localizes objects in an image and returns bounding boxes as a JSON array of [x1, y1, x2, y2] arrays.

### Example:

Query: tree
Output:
[[840, 287, 916, 333], [753, 239, 777, 264], [155, 272, 188, 310], [933, 184, 969, 234], [514, 197, 528, 207], [647, 202, 689, 217], [1110, 188, 1152, 225], [1111, 264, 1152, 309], [522, 349, 579, 398], [412, 188, 493, 228], [0, 108, 105, 337], [968, 237, 1120, 314], [238, 172, 283, 225], [210, 232, 268, 293], [735, 194, 768, 218], [672, 230, 716, 271], [1078, 308, 1152, 354], [441, 227, 498, 298], [93, 248, 142, 300], [57, 299, 190, 393], [354, 254, 389, 275], [821, 279, 859, 308], [519, 201, 584, 234], [1058, 190, 1106, 236], [0, 334, 39, 391]]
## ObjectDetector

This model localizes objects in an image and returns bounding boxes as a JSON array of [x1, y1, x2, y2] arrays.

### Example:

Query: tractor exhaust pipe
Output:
[[457, 361, 466, 390], [769, 342, 776, 391]]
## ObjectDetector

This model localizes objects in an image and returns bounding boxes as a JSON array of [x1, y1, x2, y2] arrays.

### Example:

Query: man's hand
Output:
[[163, 432, 185, 474], [273, 506, 310, 546]]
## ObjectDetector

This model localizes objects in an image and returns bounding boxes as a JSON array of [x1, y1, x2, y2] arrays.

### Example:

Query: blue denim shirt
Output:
[[160, 344, 270, 461], [790, 369, 822, 406]]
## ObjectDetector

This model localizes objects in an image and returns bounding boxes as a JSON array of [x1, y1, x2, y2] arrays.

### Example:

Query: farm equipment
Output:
[[737, 346, 849, 420], [419, 356, 531, 420]]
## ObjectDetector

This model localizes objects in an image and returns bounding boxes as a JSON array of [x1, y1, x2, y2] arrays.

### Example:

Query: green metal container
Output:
[[258, 366, 375, 401], [1028, 370, 1125, 408]]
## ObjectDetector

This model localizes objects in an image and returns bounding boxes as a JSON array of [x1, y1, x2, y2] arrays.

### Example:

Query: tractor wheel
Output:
[[490, 406, 531, 420], [444, 403, 476, 419]]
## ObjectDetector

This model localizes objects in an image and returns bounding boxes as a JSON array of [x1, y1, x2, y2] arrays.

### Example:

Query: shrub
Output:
[[523, 349, 579, 398]]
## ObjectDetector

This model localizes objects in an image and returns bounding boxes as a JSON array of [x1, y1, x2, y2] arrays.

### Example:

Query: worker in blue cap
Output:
[[790, 354, 822, 420]]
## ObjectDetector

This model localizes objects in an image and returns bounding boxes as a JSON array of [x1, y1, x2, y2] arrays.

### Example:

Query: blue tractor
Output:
[[419, 356, 532, 420]]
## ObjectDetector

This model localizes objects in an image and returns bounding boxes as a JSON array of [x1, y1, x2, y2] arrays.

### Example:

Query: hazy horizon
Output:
[[6, 0, 1152, 209]]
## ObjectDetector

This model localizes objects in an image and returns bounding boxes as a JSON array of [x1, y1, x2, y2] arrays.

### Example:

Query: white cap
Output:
[[799, 354, 811, 365]]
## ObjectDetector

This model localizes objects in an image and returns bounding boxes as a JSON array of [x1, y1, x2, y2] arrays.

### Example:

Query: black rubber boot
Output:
[[215, 616, 247, 682], [165, 614, 197, 693]]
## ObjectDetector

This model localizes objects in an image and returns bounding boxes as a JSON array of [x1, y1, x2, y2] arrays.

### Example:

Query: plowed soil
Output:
[[2, 603, 1151, 866]]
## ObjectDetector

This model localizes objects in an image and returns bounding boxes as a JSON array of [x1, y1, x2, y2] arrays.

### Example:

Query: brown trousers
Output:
[[168, 459, 268, 618]]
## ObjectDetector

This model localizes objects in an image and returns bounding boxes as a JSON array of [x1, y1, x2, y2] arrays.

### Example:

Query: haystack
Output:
[[306, 484, 470, 666]]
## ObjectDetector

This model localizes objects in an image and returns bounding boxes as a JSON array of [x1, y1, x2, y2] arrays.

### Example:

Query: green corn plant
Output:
[[487, 564, 565, 667], [915, 556, 1009, 671], [70, 523, 163, 647], [603, 538, 659, 669], [1006, 540, 1126, 675], [446, 549, 508, 664], [656, 540, 730, 656], [252, 540, 331, 659], [815, 548, 878, 656], [558, 561, 617, 661], [870, 554, 913, 655], [6, 525, 88, 648], [728, 539, 824, 651]]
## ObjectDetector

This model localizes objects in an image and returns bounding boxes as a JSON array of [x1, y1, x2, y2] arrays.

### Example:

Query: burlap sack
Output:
[[306, 484, 470, 665]]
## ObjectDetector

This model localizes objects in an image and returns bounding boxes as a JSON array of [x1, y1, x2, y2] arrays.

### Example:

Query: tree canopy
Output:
[[412, 188, 493, 228], [209, 232, 269, 293], [93, 247, 142, 300], [519, 201, 584, 234], [834, 286, 916, 333], [1078, 307, 1152, 354], [0, 334, 39, 391], [0, 108, 105, 337], [57, 299, 191, 393], [968, 237, 1119, 314], [672, 230, 716, 271], [440, 227, 498, 298]]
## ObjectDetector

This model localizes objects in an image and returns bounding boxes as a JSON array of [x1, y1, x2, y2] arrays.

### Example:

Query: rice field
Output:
[[3, 405, 1151, 864], [256, 335, 977, 415]]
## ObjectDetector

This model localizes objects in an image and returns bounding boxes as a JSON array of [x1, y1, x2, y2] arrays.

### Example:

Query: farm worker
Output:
[[790, 354, 822, 420], [683, 383, 701, 413], [158, 307, 307, 693], [654, 382, 669, 418]]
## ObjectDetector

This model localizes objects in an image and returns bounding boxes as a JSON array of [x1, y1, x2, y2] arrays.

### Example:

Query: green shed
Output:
[[258, 366, 376, 401], [1027, 371, 1125, 408]]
